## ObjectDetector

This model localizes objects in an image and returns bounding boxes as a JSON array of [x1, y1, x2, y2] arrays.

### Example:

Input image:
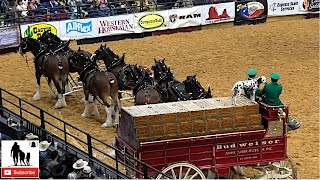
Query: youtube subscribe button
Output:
[[1, 167, 39, 178]]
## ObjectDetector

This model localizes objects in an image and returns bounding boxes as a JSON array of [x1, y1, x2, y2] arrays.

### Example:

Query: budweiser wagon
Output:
[[115, 96, 297, 179]]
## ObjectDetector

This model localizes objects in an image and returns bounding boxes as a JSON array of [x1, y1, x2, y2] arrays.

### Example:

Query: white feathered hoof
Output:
[[92, 109, 100, 117], [101, 122, 112, 128], [33, 93, 41, 101], [81, 112, 90, 118]]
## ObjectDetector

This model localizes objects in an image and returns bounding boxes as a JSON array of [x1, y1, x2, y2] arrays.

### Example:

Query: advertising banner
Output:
[[201, 2, 235, 25], [134, 10, 169, 33], [20, 21, 60, 39], [168, 6, 202, 29], [234, 0, 268, 25], [0, 26, 20, 49], [59, 18, 98, 40], [98, 14, 135, 36], [299, 0, 319, 14], [268, 0, 300, 16]]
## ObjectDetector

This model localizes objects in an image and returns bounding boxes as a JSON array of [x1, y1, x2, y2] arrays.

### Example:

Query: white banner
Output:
[[98, 14, 135, 36], [59, 18, 98, 40], [201, 2, 235, 25], [268, 0, 300, 16], [134, 10, 169, 33], [298, 0, 319, 14], [0, 26, 20, 49], [168, 7, 202, 29], [20, 21, 60, 39]]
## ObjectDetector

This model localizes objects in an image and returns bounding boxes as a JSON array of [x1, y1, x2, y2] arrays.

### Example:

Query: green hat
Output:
[[247, 69, 257, 76], [270, 72, 280, 80]]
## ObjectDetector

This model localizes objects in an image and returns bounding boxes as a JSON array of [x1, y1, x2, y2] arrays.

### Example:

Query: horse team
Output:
[[18, 32, 212, 127]]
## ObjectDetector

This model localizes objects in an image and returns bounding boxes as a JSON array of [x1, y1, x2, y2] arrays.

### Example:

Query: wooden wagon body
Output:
[[115, 96, 292, 179]]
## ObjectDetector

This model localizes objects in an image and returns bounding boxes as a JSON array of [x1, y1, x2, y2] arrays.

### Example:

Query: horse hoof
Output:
[[81, 113, 90, 118], [101, 123, 112, 128], [92, 111, 100, 117], [33, 95, 41, 101]]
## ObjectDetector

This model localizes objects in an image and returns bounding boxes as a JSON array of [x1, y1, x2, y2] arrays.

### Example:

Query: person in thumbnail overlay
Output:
[[19, 150, 26, 166], [26, 152, 31, 166], [11, 142, 20, 166]]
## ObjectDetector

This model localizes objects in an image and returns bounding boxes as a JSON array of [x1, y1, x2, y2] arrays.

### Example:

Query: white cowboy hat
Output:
[[25, 133, 38, 140], [72, 159, 88, 170], [83, 166, 92, 174], [39, 140, 51, 151]]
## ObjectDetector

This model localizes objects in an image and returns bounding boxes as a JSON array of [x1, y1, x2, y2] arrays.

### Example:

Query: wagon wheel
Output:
[[228, 157, 297, 179], [156, 162, 206, 179]]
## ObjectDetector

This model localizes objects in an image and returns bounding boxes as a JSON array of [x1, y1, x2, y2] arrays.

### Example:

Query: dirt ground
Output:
[[0, 15, 318, 178]]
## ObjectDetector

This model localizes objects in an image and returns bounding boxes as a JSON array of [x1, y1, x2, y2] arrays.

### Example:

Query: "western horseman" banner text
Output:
[[98, 14, 135, 36]]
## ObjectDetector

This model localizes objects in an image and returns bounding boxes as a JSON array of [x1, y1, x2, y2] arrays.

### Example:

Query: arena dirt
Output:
[[0, 15, 318, 178]]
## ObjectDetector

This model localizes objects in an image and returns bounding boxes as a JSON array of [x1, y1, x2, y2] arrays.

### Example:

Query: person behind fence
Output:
[[258, 72, 301, 131], [46, 150, 60, 171], [78, 165, 95, 179], [39, 140, 51, 159], [61, 153, 77, 178], [16, 0, 28, 17], [67, 159, 88, 179]]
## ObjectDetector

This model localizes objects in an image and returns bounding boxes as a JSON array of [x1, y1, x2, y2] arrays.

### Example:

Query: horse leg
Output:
[[47, 78, 56, 99], [64, 77, 72, 96], [53, 79, 65, 109], [92, 97, 100, 117], [101, 97, 113, 128], [33, 71, 41, 100], [60, 79, 67, 107], [81, 90, 90, 118], [111, 93, 120, 126]]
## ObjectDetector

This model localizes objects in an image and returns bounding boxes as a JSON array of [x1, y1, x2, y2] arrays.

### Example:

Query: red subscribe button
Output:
[[1, 167, 39, 178]]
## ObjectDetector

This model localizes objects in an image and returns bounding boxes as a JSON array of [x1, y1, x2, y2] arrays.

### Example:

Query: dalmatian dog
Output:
[[231, 76, 267, 105]]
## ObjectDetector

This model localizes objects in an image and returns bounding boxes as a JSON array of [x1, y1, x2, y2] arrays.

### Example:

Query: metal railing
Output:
[[0, 87, 170, 179]]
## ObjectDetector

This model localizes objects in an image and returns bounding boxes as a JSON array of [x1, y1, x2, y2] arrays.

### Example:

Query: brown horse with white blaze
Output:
[[69, 52, 120, 127], [19, 37, 69, 109]]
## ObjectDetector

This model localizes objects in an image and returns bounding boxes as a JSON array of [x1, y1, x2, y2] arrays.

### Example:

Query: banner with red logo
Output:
[[168, 6, 202, 29], [97, 14, 135, 36], [201, 2, 235, 25], [234, 0, 268, 25]]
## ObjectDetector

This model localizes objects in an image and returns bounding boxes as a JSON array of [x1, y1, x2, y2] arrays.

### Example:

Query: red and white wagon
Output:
[[115, 96, 297, 179]]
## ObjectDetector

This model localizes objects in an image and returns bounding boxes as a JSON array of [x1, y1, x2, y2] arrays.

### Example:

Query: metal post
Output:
[[19, 99, 22, 117], [143, 164, 148, 179], [87, 134, 93, 159], [40, 109, 45, 129], [0, 89, 3, 117]]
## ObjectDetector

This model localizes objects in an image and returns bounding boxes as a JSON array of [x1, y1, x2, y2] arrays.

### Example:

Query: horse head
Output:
[[19, 37, 47, 56], [152, 58, 171, 80], [38, 31, 62, 48]]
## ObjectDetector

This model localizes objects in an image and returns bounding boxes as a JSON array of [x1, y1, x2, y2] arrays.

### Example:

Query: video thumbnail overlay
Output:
[[1, 140, 39, 178]]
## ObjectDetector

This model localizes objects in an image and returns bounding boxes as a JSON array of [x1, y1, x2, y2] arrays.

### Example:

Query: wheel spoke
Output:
[[183, 167, 191, 179], [179, 166, 183, 179], [189, 172, 199, 180], [171, 168, 177, 179]]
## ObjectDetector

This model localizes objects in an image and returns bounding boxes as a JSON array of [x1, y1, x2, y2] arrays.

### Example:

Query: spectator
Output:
[[46, 150, 59, 171], [16, 0, 28, 17], [51, 163, 66, 179], [48, 0, 59, 13], [78, 165, 95, 179], [61, 153, 77, 178], [67, 159, 88, 179], [39, 140, 51, 159]]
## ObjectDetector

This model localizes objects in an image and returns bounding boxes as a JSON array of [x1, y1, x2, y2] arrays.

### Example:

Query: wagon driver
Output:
[[257, 72, 301, 131]]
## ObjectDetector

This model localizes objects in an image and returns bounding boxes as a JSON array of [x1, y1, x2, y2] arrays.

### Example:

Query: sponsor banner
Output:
[[98, 14, 135, 36], [299, 0, 319, 14], [268, 0, 300, 16], [1, 140, 39, 178], [0, 26, 20, 49], [201, 2, 235, 25], [59, 18, 98, 40], [168, 6, 202, 29], [20, 22, 59, 39], [134, 10, 169, 33], [234, 0, 268, 25]]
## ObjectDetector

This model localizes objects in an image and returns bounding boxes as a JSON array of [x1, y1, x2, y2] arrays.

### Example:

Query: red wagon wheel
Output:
[[156, 162, 206, 179]]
